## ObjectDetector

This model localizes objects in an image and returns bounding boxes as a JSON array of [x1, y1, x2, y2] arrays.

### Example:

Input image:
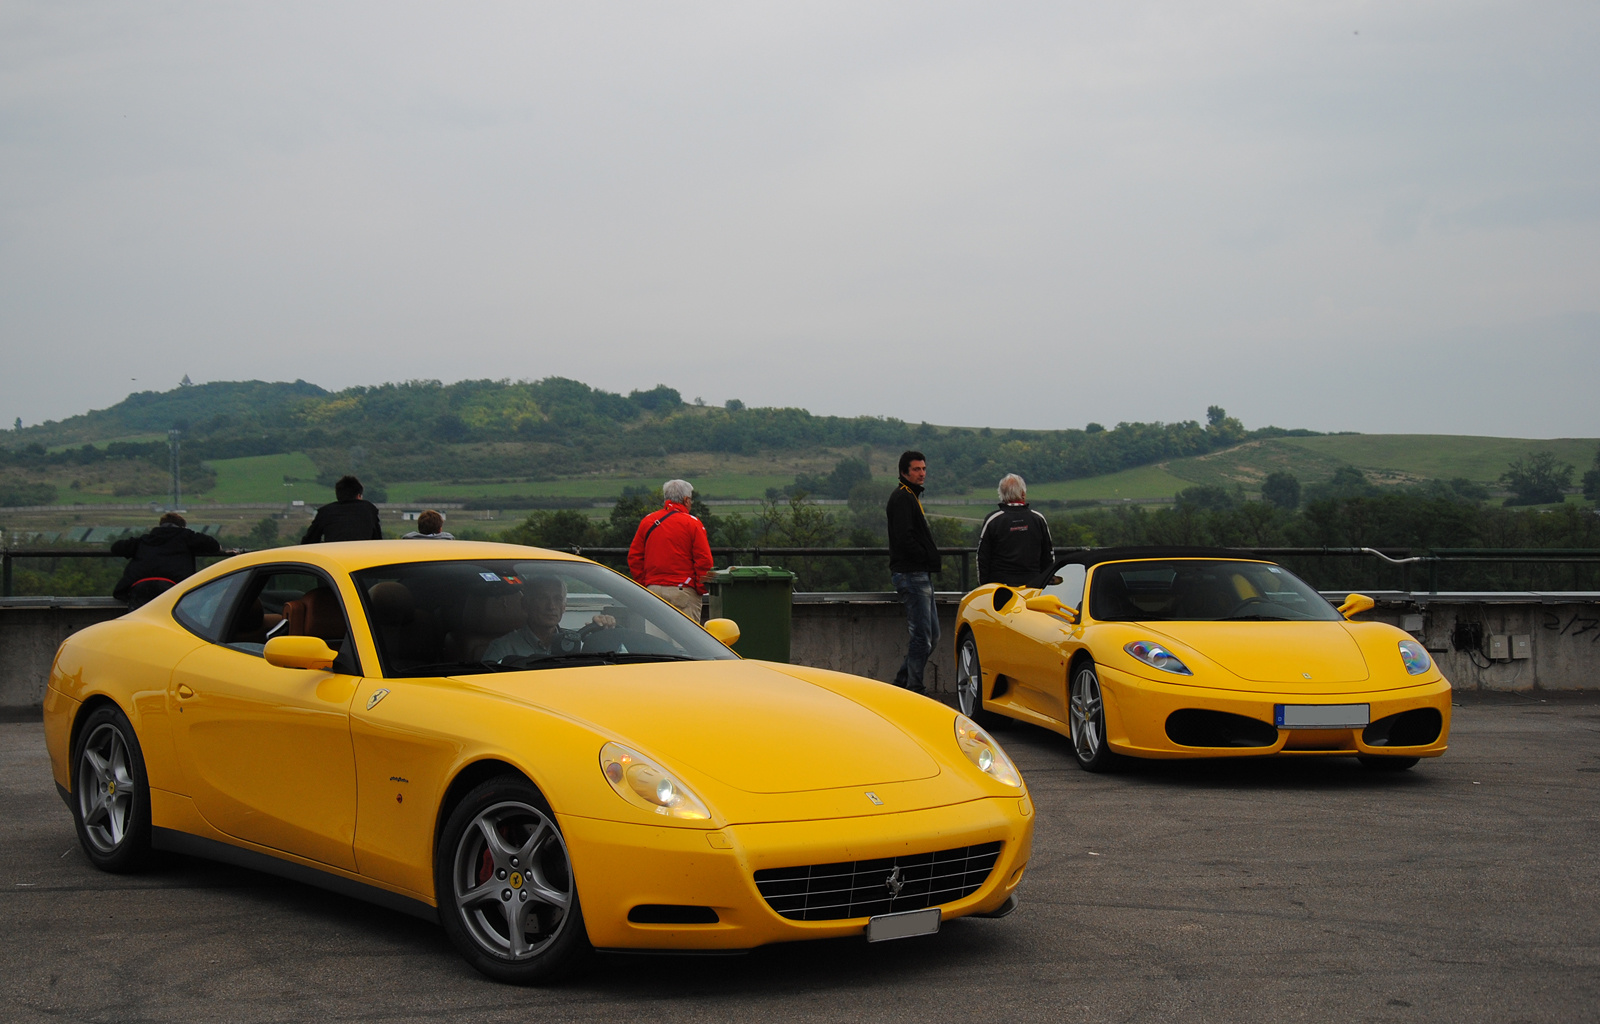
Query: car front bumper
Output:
[[1097, 665, 1452, 760], [562, 795, 1033, 950]]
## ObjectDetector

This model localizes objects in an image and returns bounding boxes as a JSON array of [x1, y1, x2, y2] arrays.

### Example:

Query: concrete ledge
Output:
[[5, 590, 1598, 714]]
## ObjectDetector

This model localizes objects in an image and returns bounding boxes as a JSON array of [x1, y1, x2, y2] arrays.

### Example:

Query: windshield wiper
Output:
[[390, 661, 509, 676], [1219, 614, 1292, 621]]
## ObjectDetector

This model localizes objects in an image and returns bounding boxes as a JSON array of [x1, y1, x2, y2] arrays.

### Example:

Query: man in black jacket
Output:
[[111, 513, 222, 607], [885, 450, 941, 693], [302, 475, 383, 543], [977, 473, 1054, 586]]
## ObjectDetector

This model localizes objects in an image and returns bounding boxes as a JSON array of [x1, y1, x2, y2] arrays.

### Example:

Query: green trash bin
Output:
[[705, 566, 796, 663]]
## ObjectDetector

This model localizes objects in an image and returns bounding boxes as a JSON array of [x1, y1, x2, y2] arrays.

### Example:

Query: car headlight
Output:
[[1398, 640, 1431, 675], [1124, 641, 1192, 675], [599, 742, 712, 821], [954, 714, 1022, 788]]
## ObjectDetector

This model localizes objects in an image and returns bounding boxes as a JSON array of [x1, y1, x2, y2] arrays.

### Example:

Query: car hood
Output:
[[498, 659, 942, 794], [1141, 621, 1372, 687]]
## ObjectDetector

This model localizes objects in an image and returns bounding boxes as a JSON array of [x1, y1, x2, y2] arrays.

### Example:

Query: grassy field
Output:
[[1277, 434, 1597, 483], [388, 474, 797, 502], [1025, 464, 1194, 502], [205, 454, 334, 503]]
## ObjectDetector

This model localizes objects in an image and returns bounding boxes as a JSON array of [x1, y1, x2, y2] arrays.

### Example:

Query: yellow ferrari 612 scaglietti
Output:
[[954, 547, 1451, 773], [44, 541, 1031, 983]]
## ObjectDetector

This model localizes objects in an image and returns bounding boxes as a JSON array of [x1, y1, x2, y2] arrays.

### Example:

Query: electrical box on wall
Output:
[[1511, 635, 1532, 660], [1402, 613, 1424, 633], [1489, 634, 1510, 660]]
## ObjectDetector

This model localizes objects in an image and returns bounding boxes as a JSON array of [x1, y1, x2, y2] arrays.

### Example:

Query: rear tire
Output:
[[1358, 755, 1420, 772], [436, 776, 591, 985], [956, 633, 1002, 728], [70, 704, 153, 873], [1068, 661, 1125, 773]]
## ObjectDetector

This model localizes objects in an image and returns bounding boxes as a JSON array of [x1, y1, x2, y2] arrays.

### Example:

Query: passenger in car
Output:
[[481, 576, 615, 662]]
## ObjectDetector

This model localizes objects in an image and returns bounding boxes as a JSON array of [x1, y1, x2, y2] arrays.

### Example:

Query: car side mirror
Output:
[[1024, 594, 1078, 623], [264, 635, 339, 670], [703, 618, 741, 647], [1337, 593, 1376, 619]]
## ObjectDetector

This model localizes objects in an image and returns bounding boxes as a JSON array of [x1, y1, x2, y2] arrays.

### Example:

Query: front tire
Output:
[[436, 776, 591, 985], [71, 704, 153, 872], [956, 633, 1001, 728], [1068, 661, 1124, 773]]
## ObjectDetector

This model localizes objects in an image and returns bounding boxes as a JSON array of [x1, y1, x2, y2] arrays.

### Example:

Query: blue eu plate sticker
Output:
[[480, 572, 501, 582]]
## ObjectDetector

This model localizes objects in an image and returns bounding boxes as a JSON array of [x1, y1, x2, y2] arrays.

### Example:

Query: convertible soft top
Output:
[[1032, 546, 1270, 586]]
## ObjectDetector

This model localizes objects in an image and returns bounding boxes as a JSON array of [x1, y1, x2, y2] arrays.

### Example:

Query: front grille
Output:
[[753, 842, 1003, 921]]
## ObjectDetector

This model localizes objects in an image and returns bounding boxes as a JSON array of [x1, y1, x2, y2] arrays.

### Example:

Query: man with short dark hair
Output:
[[886, 450, 941, 693], [111, 512, 222, 608], [302, 475, 383, 543], [977, 473, 1054, 586]]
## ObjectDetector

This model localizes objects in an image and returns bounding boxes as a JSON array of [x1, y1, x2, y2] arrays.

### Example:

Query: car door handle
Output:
[[176, 684, 196, 699]]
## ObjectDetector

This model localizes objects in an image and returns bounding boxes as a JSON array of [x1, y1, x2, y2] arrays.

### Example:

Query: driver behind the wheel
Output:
[[481, 574, 616, 662]]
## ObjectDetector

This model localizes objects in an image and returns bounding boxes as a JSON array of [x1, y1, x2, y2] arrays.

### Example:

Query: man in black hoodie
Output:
[[302, 475, 383, 543], [111, 513, 223, 607], [885, 450, 942, 693]]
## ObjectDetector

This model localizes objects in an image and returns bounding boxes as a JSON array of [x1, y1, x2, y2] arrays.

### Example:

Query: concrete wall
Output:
[[0, 599, 124, 717], [4, 592, 1596, 716]]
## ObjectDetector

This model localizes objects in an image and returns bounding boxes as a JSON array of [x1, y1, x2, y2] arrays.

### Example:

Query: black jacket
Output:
[[977, 502, 1054, 586], [886, 479, 941, 575], [111, 525, 222, 601], [302, 498, 383, 543]]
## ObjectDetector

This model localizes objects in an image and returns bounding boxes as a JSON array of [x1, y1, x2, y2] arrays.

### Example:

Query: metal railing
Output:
[[7, 545, 1600, 598]]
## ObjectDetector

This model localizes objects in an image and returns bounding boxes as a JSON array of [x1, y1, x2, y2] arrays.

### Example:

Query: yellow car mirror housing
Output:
[[263, 635, 339, 671], [703, 618, 741, 647], [1024, 594, 1078, 623], [1338, 593, 1376, 619]]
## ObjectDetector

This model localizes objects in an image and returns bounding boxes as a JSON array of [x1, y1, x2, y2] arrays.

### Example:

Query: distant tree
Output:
[[628, 385, 683, 412], [1204, 405, 1246, 446], [244, 517, 280, 549], [724, 398, 744, 412], [12, 417, 19, 430], [1304, 466, 1379, 503], [1084, 422, 1105, 434], [1176, 484, 1240, 511], [1583, 446, 1600, 503], [502, 509, 598, 549], [1448, 478, 1491, 503], [180, 374, 193, 387], [1500, 451, 1574, 506], [1261, 471, 1301, 510]]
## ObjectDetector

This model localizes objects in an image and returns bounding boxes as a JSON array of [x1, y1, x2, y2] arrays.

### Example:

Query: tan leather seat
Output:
[[281, 586, 346, 644]]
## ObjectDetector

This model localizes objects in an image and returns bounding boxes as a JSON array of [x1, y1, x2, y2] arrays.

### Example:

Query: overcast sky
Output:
[[2, 1, 1596, 438]]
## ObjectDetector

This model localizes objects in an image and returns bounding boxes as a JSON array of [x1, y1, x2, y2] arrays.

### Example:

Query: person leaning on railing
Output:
[[111, 512, 221, 608]]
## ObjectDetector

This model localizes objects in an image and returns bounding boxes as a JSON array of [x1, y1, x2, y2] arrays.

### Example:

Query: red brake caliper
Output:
[[477, 846, 494, 885]]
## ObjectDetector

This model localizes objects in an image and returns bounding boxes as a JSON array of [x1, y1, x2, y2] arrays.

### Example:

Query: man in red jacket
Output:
[[628, 479, 713, 619]]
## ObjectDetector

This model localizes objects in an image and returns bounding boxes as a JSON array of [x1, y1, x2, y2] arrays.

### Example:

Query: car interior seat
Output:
[[281, 586, 347, 645]]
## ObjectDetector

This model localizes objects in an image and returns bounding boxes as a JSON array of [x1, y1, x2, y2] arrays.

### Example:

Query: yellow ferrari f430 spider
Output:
[[45, 542, 1031, 983], [954, 548, 1450, 773]]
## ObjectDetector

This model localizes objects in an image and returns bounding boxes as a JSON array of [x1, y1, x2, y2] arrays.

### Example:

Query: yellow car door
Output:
[[168, 568, 360, 871]]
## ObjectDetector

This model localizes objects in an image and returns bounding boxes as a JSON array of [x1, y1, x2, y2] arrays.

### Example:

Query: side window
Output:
[[224, 568, 350, 655], [1042, 564, 1086, 610], [173, 573, 248, 642]]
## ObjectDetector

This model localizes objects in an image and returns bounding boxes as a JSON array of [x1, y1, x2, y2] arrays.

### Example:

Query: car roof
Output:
[[195, 540, 589, 581]]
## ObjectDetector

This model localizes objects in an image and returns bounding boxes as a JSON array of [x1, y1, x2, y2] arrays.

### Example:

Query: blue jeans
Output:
[[891, 572, 940, 692]]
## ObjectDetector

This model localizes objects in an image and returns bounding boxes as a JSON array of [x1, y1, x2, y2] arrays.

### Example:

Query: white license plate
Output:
[[1275, 703, 1370, 728], [865, 907, 941, 942]]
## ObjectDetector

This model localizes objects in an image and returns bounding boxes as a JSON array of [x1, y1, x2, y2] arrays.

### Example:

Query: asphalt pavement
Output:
[[2, 692, 1597, 1023]]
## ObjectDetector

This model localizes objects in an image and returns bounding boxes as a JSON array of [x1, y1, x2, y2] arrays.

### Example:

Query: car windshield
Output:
[[1087, 559, 1341, 622], [352, 559, 738, 677]]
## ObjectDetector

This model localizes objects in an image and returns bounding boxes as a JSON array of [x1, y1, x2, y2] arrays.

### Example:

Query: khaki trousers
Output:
[[648, 584, 703, 620]]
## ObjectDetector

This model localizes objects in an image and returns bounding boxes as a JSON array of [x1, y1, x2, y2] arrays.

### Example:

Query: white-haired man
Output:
[[628, 479, 713, 619], [976, 473, 1054, 586]]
